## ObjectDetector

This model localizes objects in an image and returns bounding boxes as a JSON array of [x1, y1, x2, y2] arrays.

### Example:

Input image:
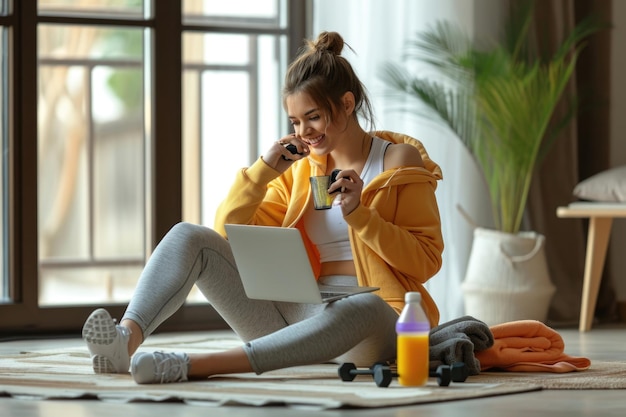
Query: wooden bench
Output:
[[556, 202, 626, 331]]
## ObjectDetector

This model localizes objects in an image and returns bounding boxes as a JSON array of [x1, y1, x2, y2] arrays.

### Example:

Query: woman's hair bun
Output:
[[311, 31, 344, 55]]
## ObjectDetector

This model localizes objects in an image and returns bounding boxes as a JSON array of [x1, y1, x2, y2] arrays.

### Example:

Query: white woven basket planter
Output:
[[461, 227, 557, 326]]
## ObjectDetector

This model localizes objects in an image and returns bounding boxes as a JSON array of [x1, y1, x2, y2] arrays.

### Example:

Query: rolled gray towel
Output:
[[428, 315, 494, 375], [430, 315, 494, 351]]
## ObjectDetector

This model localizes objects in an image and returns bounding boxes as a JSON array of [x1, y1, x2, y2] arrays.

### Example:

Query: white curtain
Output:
[[312, 0, 506, 323]]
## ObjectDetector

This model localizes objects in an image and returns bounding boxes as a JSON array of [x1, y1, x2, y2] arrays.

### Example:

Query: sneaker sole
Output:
[[82, 309, 122, 374], [92, 355, 117, 374]]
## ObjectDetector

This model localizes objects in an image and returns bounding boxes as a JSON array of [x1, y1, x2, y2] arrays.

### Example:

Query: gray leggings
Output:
[[123, 222, 399, 374]]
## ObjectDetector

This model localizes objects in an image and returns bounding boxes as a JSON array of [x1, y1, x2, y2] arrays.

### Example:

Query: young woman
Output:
[[82, 31, 444, 384]]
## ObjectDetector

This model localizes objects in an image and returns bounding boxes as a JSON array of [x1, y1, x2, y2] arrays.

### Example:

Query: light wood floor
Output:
[[1, 323, 625, 417]]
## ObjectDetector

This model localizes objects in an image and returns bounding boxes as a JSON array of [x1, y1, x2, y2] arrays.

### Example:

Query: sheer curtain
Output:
[[312, 0, 508, 322], [526, 0, 617, 325]]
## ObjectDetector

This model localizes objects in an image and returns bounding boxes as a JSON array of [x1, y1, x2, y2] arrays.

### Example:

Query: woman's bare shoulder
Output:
[[384, 143, 424, 170]]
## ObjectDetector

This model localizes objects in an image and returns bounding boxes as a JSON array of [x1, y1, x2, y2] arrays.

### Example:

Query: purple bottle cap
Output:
[[396, 322, 430, 332]]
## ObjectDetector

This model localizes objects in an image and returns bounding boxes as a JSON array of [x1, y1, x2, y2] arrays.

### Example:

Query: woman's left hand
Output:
[[328, 169, 363, 216]]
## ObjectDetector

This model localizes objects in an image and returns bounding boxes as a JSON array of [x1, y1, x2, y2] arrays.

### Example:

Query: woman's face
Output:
[[285, 92, 346, 155]]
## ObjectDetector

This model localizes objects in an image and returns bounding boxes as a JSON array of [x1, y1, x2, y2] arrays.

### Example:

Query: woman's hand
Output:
[[328, 169, 363, 216], [263, 133, 309, 172]]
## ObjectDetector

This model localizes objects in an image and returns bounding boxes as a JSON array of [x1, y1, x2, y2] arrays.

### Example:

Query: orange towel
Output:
[[474, 320, 591, 372]]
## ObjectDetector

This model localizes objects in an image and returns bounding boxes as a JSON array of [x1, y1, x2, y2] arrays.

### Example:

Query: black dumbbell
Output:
[[445, 362, 469, 382], [430, 365, 451, 386], [339, 362, 468, 388], [338, 362, 393, 387], [385, 362, 468, 386], [429, 363, 469, 386]]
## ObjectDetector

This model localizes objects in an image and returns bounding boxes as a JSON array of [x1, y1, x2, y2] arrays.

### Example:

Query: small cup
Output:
[[310, 175, 334, 210]]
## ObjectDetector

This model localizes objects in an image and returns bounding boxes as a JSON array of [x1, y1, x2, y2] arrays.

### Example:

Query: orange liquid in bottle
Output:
[[396, 333, 429, 386]]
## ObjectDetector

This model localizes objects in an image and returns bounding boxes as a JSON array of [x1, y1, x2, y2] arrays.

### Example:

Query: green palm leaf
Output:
[[379, 1, 604, 233]]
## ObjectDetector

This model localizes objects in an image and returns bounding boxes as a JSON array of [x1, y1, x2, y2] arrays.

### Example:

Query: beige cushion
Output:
[[573, 165, 626, 202]]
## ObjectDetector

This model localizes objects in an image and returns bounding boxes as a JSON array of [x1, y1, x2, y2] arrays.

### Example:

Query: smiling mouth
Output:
[[304, 134, 325, 146]]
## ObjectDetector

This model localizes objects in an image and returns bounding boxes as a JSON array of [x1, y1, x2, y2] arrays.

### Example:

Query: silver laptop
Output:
[[224, 224, 379, 303]]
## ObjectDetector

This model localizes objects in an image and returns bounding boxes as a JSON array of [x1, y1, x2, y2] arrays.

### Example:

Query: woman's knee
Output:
[[330, 293, 396, 323], [340, 292, 389, 310], [169, 221, 213, 240], [166, 222, 225, 248]]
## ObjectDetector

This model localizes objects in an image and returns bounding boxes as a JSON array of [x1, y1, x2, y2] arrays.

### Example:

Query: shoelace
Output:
[[152, 352, 188, 383]]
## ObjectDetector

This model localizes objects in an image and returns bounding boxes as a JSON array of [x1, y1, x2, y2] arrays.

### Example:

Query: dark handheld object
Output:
[[338, 362, 468, 388], [329, 169, 341, 193], [281, 143, 303, 160]]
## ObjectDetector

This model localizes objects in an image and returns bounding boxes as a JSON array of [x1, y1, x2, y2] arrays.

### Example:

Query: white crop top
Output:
[[303, 137, 391, 262]]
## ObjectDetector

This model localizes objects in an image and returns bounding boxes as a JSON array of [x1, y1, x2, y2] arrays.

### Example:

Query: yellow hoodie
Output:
[[215, 131, 444, 327]]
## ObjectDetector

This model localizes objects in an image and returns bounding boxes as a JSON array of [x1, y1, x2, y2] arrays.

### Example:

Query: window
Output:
[[0, 1, 7, 304], [0, 0, 307, 333], [37, 24, 147, 306], [181, 2, 289, 227]]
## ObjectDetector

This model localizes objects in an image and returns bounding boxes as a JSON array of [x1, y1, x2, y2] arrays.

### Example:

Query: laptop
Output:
[[224, 224, 379, 303]]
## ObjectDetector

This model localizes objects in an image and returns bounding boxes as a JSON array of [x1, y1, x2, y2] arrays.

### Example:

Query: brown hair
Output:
[[282, 31, 375, 130]]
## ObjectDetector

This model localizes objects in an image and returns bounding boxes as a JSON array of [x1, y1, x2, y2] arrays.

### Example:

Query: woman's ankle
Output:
[[187, 347, 253, 378], [120, 319, 143, 355]]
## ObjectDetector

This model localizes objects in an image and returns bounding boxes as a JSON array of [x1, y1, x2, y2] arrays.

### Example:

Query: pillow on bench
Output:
[[573, 165, 626, 202]]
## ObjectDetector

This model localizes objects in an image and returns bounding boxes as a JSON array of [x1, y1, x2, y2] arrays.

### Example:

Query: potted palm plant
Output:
[[380, 2, 603, 324]]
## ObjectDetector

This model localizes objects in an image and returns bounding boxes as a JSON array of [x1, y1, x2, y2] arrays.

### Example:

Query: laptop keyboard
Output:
[[320, 291, 349, 298]]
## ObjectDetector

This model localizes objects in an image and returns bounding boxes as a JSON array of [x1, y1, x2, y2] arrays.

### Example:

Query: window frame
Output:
[[0, 0, 309, 334]]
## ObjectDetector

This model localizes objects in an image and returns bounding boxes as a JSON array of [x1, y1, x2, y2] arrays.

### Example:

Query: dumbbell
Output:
[[430, 363, 469, 386], [441, 363, 469, 383], [388, 363, 467, 386], [338, 362, 393, 387], [386, 362, 468, 386], [338, 362, 468, 388]]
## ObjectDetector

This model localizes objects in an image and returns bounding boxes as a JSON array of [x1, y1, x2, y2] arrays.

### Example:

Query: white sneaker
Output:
[[82, 308, 131, 373], [131, 351, 190, 384]]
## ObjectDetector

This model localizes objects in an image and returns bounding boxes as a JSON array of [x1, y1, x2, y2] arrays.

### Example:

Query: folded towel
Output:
[[474, 320, 591, 372], [429, 315, 494, 375]]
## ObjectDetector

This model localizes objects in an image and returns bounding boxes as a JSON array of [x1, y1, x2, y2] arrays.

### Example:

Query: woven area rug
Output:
[[0, 332, 617, 409], [474, 361, 626, 390]]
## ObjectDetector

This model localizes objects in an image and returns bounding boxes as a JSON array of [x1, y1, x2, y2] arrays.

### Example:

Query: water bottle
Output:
[[396, 291, 430, 386]]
